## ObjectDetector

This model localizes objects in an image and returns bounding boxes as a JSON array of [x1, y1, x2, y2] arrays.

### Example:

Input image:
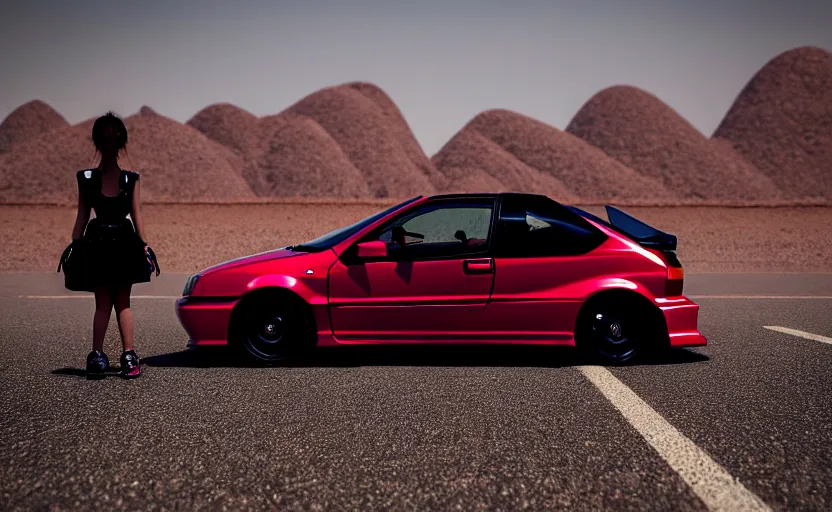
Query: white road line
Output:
[[579, 366, 771, 512], [763, 326, 832, 345], [17, 295, 179, 299]]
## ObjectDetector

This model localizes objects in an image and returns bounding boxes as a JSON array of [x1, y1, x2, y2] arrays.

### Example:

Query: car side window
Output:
[[526, 213, 550, 231], [496, 196, 606, 257], [365, 200, 494, 261]]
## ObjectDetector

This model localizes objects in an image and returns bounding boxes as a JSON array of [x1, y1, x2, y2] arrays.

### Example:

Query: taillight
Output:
[[666, 266, 684, 296], [649, 249, 684, 297]]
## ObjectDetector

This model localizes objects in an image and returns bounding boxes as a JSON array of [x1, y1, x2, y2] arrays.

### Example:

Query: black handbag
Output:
[[57, 239, 91, 291], [146, 245, 161, 276], [134, 242, 161, 280]]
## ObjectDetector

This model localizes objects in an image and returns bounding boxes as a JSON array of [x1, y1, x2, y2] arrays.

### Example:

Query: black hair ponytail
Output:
[[91, 111, 128, 155]]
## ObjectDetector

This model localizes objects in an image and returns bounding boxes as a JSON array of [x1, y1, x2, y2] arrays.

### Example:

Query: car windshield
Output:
[[288, 197, 421, 252]]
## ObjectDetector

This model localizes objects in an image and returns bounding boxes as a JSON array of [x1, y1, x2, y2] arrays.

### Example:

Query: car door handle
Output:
[[463, 258, 493, 275]]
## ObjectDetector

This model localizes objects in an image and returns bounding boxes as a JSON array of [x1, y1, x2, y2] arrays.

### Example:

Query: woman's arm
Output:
[[130, 177, 148, 245], [130, 177, 159, 275], [71, 180, 91, 240]]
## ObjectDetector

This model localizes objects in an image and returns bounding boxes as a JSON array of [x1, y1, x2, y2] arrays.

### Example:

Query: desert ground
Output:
[[1, 204, 830, 274]]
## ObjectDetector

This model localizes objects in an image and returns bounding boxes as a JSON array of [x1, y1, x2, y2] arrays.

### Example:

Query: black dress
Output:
[[76, 169, 151, 291]]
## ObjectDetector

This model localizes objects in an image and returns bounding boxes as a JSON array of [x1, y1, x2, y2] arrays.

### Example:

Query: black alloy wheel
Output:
[[578, 298, 645, 364], [240, 297, 308, 363]]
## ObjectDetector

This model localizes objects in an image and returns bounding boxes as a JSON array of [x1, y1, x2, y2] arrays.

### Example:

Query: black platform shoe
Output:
[[120, 350, 141, 379], [86, 350, 110, 380]]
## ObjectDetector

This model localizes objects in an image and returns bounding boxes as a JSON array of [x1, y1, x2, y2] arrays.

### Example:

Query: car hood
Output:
[[199, 247, 307, 275]]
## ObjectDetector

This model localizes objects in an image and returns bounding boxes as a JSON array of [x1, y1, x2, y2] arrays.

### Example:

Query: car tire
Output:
[[235, 293, 312, 364], [576, 295, 646, 365]]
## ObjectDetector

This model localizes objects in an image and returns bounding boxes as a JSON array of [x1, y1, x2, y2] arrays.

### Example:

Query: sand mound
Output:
[[0, 112, 254, 202], [0, 100, 69, 153], [187, 104, 369, 198], [287, 84, 437, 198], [0, 119, 97, 202], [713, 46, 832, 200], [467, 109, 674, 202], [347, 82, 448, 189], [118, 112, 253, 200], [187, 103, 259, 157], [186, 84, 433, 199], [433, 126, 576, 201], [249, 113, 369, 197], [138, 106, 158, 116], [566, 86, 780, 201]]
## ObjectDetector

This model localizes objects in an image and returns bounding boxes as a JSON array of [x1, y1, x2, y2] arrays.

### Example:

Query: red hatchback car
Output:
[[175, 193, 705, 363]]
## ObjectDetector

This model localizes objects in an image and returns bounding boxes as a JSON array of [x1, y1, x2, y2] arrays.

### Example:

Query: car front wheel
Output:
[[235, 293, 311, 363]]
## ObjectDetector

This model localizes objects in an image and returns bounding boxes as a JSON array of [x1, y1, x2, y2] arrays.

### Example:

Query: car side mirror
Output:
[[356, 240, 387, 259]]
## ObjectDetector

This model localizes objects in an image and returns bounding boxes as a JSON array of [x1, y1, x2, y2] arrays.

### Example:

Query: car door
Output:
[[483, 194, 609, 342], [328, 197, 497, 342]]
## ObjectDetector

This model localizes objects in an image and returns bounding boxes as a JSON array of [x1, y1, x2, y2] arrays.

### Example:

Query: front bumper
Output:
[[175, 296, 239, 346], [655, 296, 707, 347]]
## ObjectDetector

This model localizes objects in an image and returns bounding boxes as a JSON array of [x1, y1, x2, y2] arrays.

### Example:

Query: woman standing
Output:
[[70, 112, 158, 380]]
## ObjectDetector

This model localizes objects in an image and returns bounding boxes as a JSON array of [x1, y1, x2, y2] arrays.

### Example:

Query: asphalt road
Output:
[[1, 273, 831, 510]]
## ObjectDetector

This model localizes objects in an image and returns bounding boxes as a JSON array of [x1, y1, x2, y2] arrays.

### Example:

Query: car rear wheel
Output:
[[576, 296, 646, 364], [235, 293, 311, 363]]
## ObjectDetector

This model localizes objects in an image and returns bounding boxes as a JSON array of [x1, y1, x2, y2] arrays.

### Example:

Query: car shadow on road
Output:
[[138, 345, 709, 370]]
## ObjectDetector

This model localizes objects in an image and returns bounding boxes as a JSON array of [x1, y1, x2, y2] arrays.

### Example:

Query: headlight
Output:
[[182, 274, 200, 296]]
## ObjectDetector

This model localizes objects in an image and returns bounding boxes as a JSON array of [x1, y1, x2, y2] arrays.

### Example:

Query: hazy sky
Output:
[[1, 0, 830, 154]]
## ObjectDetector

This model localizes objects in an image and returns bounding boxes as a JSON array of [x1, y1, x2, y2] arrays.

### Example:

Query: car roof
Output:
[[426, 192, 549, 201]]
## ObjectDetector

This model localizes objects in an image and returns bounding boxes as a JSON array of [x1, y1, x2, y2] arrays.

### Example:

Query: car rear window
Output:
[[495, 196, 607, 257]]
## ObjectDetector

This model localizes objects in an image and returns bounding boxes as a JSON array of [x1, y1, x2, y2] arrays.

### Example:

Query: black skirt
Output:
[[77, 218, 152, 291]]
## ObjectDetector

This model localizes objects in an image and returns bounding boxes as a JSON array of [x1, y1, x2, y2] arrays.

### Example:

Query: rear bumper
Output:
[[655, 296, 707, 347], [175, 296, 238, 347]]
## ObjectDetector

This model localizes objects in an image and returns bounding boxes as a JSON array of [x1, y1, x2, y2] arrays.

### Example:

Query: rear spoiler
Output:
[[604, 205, 677, 251]]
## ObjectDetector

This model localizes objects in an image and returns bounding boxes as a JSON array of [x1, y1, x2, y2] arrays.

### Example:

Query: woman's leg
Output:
[[113, 284, 134, 352], [92, 286, 113, 352]]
